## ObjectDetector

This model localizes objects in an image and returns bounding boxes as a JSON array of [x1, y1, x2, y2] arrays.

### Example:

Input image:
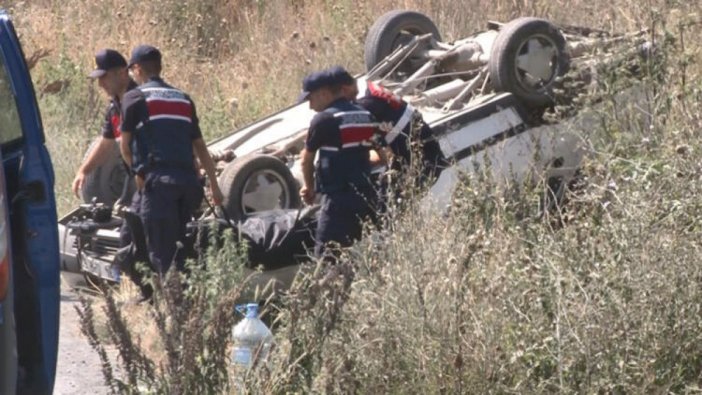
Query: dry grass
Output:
[[76, 229, 252, 393], [7, 0, 702, 392], [3, 0, 684, 214]]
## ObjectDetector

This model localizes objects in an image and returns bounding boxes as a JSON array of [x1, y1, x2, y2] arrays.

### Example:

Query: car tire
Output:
[[80, 138, 132, 205], [489, 17, 569, 107], [218, 154, 301, 221], [364, 10, 441, 72]]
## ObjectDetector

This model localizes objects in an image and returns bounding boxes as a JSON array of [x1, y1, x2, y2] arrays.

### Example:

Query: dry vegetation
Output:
[[2, 0, 701, 393], [4, 0, 687, 214]]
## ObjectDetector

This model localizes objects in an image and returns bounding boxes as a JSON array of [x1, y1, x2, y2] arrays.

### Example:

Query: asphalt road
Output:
[[54, 274, 110, 395]]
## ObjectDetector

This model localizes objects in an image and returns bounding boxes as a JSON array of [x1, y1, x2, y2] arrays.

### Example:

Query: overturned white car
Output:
[[58, 11, 652, 288]]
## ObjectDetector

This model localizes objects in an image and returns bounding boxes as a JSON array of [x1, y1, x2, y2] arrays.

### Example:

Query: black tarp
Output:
[[187, 206, 319, 271]]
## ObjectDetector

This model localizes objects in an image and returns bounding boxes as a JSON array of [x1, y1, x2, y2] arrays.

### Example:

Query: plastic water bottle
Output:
[[231, 303, 273, 369]]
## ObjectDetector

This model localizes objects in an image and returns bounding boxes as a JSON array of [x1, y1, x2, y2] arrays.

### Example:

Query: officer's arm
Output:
[[119, 131, 132, 169], [72, 137, 113, 197], [300, 148, 316, 205], [193, 138, 223, 205], [301, 148, 315, 190], [82, 104, 119, 173], [81, 137, 113, 170], [301, 112, 330, 205], [120, 131, 146, 190], [119, 91, 141, 171]]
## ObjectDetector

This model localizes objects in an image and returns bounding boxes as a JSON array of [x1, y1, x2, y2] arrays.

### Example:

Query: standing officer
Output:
[[298, 69, 379, 259], [120, 44, 223, 275], [73, 49, 138, 200], [331, 66, 448, 185]]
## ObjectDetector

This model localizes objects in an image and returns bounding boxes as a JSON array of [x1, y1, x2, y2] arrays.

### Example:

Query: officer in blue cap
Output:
[[120, 44, 223, 275], [78, 48, 150, 295], [74, 49, 138, 200], [298, 69, 380, 259]]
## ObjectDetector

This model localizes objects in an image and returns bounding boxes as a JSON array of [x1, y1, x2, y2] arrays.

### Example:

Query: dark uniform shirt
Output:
[[121, 77, 202, 175], [356, 81, 415, 162], [357, 80, 447, 181], [305, 98, 378, 194], [101, 79, 138, 139]]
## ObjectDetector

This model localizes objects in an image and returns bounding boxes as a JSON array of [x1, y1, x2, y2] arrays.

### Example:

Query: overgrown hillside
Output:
[[4, 0, 702, 393], [4, 0, 695, 214]]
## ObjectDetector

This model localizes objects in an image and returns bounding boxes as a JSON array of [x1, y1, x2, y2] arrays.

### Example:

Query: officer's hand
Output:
[[71, 172, 85, 198], [210, 183, 224, 206], [300, 186, 315, 205], [379, 121, 393, 132], [135, 175, 145, 191]]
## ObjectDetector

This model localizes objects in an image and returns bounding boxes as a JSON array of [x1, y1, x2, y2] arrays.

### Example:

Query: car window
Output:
[[0, 60, 22, 148]]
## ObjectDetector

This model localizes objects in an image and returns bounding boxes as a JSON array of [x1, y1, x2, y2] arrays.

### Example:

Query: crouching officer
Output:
[[298, 69, 379, 259], [74, 49, 138, 202], [120, 44, 223, 275], [79, 49, 140, 247], [332, 66, 448, 186]]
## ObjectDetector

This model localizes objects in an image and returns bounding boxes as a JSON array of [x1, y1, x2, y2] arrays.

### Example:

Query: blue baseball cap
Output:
[[297, 69, 336, 103], [328, 65, 355, 85], [128, 44, 162, 68], [88, 49, 127, 78]]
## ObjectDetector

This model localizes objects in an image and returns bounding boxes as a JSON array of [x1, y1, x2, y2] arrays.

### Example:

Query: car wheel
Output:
[[218, 154, 301, 221], [80, 138, 132, 205], [364, 10, 441, 73], [489, 17, 569, 107]]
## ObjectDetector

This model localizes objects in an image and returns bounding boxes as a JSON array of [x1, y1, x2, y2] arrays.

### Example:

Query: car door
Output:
[[0, 10, 60, 395]]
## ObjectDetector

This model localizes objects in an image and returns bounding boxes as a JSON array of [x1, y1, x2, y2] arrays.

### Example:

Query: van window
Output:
[[0, 60, 22, 147]]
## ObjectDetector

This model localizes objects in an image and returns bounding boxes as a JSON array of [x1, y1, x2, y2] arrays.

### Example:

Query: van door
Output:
[[0, 10, 60, 394], [0, 154, 17, 395]]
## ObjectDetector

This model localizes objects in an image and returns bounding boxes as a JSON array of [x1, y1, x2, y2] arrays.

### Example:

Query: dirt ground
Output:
[[54, 273, 110, 395]]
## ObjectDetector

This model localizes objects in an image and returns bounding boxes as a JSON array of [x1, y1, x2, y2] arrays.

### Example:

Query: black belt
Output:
[[146, 162, 195, 172]]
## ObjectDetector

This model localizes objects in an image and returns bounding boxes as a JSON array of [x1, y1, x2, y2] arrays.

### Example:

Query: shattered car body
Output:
[[58, 11, 653, 293]]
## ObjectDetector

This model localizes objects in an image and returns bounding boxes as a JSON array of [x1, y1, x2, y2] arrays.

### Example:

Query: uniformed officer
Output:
[[120, 44, 223, 275], [331, 66, 448, 185], [298, 69, 379, 259], [73, 49, 138, 200], [77, 49, 147, 294]]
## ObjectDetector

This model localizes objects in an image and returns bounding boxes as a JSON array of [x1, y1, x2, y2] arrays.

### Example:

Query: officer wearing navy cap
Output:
[[331, 66, 448, 186], [75, 49, 147, 294], [299, 68, 380, 259], [120, 44, 223, 275], [73, 49, 138, 200]]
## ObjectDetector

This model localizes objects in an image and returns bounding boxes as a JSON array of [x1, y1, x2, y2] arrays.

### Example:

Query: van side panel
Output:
[[1, 12, 60, 394]]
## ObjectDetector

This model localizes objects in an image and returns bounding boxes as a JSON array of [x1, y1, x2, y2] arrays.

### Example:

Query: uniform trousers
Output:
[[139, 167, 203, 274], [314, 189, 376, 260]]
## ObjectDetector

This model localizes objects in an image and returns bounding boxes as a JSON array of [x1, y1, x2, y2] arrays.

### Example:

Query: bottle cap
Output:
[[245, 303, 259, 318]]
